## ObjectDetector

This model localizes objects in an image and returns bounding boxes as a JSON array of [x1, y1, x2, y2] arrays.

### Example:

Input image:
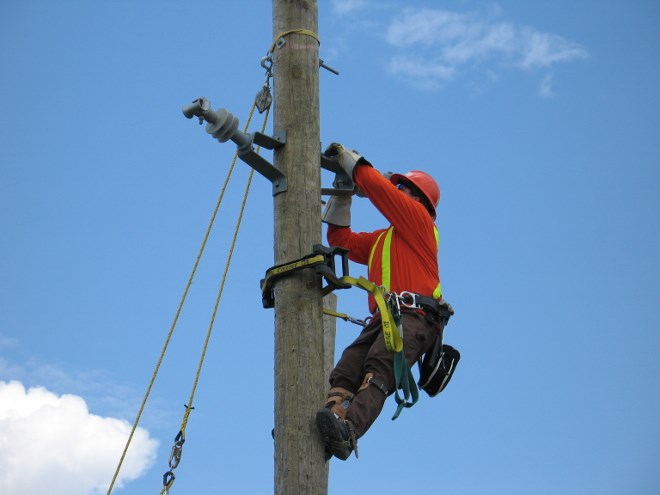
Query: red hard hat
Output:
[[390, 170, 440, 218]]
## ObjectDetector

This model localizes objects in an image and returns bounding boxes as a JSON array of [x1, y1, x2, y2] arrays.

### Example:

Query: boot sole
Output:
[[316, 409, 352, 460]]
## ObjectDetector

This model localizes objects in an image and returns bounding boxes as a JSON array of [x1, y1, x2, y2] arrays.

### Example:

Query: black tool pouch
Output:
[[417, 341, 460, 397]]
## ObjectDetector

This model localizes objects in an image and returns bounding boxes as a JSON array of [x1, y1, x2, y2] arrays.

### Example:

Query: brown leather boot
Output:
[[316, 408, 357, 460], [317, 387, 357, 460], [322, 387, 354, 421]]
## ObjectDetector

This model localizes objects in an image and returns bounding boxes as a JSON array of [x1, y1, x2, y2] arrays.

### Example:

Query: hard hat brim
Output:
[[389, 173, 437, 218]]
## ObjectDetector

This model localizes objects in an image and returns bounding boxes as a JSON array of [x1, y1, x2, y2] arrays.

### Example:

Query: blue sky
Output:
[[1, 1, 659, 494]]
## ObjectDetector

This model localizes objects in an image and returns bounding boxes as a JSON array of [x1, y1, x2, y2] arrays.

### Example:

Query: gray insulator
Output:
[[206, 108, 239, 143], [204, 108, 253, 150]]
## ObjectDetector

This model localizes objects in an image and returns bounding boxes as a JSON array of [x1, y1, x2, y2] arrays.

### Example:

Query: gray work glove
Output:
[[324, 143, 371, 179], [322, 195, 352, 227]]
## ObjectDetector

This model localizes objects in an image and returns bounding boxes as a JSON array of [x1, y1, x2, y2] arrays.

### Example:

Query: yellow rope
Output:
[[159, 105, 270, 495], [106, 102, 266, 495], [183, 103, 263, 427], [270, 28, 320, 53]]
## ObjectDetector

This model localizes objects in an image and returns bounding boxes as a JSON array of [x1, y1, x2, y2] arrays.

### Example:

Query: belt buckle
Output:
[[398, 291, 418, 309]]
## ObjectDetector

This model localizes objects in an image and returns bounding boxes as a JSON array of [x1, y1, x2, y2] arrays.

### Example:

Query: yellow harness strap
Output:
[[369, 226, 442, 299], [339, 275, 403, 352], [368, 228, 393, 290], [432, 226, 442, 299]]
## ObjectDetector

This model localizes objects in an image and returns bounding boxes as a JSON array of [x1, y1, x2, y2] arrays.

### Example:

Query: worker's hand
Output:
[[322, 195, 352, 227], [323, 143, 371, 179]]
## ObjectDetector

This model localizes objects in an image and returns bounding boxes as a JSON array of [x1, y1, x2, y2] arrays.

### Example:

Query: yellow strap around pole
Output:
[[264, 254, 326, 281], [270, 29, 320, 53]]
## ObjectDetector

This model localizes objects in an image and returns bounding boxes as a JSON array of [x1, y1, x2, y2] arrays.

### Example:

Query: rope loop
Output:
[[162, 471, 175, 493], [270, 28, 320, 53]]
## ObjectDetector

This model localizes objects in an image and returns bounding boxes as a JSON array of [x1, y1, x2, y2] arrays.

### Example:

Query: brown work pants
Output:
[[328, 310, 437, 439]]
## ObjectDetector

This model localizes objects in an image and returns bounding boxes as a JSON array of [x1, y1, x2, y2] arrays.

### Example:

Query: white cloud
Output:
[[0, 380, 158, 495], [387, 9, 482, 48], [386, 55, 456, 91], [518, 28, 589, 69], [384, 7, 588, 93], [331, 0, 369, 17], [539, 74, 555, 98]]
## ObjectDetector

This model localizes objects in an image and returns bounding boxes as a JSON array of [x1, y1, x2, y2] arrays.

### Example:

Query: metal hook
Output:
[[256, 56, 274, 113], [260, 56, 273, 74]]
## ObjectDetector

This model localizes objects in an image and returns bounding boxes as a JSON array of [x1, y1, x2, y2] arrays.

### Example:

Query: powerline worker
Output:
[[317, 143, 450, 460]]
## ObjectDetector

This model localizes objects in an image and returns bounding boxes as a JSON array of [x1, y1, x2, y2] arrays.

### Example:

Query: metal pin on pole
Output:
[[319, 59, 339, 75]]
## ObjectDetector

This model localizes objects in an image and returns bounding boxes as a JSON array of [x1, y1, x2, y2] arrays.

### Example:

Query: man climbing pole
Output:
[[316, 143, 453, 461]]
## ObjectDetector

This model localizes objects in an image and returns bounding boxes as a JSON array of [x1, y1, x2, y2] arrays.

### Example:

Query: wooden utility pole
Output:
[[271, 1, 328, 494]]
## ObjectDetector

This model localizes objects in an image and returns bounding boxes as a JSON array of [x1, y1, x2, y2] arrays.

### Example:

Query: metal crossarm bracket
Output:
[[238, 130, 287, 195], [182, 97, 287, 196]]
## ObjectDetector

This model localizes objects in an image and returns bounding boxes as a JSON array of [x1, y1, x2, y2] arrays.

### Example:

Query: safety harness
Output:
[[260, 247, 403, 354], [368, 225, 442, 300], [261, 222, 452, 421], [367, 225, 442, 419], [261, 246, 402, 346]]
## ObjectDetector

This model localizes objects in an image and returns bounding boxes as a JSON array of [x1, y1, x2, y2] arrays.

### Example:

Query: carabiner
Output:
[[163, 470, 175, 490]]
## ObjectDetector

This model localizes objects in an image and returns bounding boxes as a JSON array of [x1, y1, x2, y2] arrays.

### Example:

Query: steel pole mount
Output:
[[182, 97, 355, 197], [182, 97, 287, 196]]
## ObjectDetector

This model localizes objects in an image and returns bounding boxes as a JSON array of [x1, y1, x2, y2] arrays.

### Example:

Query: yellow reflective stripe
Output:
[[367, 227, 394, 290], [380, 227, 394, 291], [432, 226, 442, 299], [369, 224, 441, 298], [368, 230, 386, 270], [363, 223, 442, 350]]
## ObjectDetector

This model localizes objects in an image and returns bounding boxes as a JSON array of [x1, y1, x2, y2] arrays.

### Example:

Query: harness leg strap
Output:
[[357, 372, 388, 396]]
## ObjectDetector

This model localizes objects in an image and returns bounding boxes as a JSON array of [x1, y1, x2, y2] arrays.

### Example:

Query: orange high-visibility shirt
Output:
[[327, 165, 441, 313]]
